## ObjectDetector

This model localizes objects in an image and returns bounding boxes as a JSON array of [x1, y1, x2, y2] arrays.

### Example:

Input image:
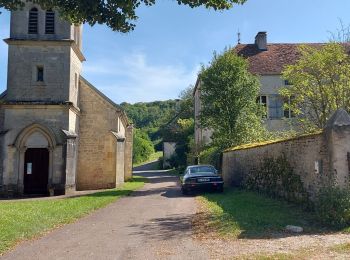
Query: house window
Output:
[[268, 95, 284, 119], [284, 80, 292, 85], [28, 8, 38, 34], [45, 10, 55, 34], [283, 96, 295, 118], [37, 67, 44, 82], [257, 95, 268, 117]]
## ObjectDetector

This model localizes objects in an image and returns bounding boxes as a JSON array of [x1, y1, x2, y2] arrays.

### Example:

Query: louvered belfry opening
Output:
[[28, 7, 38, 34], [45, 10, 55, 34]]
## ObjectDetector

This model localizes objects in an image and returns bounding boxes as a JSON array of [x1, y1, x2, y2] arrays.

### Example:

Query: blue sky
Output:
[[0, 0, 350, 104]]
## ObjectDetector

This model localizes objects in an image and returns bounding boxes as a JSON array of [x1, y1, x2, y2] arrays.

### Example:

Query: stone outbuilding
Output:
[[0, 2, 133, 196]]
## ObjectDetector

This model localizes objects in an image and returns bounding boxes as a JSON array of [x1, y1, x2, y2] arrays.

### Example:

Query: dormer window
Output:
[[28, 8, 38, 34], [45, 10, 55, 34]]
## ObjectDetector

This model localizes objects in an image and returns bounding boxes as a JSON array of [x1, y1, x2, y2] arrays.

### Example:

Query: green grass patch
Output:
[[198, 188, 319, 238], [0, 176, 145, 255], [133, 151, 163, 167]]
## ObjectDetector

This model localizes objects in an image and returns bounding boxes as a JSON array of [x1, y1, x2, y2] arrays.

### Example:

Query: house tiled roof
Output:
[[234, 43, 350, 75], [234, 43, 317, 75]]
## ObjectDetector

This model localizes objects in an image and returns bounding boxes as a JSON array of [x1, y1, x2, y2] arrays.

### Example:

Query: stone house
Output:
[[0, 2, 133, 196], [194, 32, 326, 152]]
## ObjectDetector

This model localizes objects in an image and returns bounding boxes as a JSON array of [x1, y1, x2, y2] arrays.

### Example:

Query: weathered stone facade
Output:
[[222, 110, 350, 200], [0, 2, 133, 196], [77, 78, 132, 190]]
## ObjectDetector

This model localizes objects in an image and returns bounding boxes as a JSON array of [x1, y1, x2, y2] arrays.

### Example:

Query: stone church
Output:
[[0, 2, 133, 196]]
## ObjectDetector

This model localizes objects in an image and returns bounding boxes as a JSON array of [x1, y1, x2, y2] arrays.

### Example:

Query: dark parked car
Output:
[[181, 165, 224, 195]]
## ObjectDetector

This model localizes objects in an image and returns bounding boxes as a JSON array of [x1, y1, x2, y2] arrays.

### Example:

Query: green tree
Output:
[[1, 0, 247, 32], [280, 43, 350, 129], [178, 85, 194, 119], [199, 49, 266, 148]]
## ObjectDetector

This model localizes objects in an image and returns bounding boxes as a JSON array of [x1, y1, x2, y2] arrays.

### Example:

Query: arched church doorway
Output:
[[16, 127, 54, 196], [24, 148, 49, 194]]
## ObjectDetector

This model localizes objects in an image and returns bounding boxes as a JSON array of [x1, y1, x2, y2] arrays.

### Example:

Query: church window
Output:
[[28, 8, 39, 34], [45, 10, 55, 34], [37, 67, 44, 82]]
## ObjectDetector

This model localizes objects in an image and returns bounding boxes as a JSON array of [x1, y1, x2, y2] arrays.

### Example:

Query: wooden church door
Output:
[[24, 148, 49, 195]]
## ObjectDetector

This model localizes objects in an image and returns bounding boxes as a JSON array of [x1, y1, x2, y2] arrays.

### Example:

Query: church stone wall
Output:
[[124, 126, 133, 181], [77, 79, 129, 190], [0, 107, 4, 188], [69, 50, 82, 107], [6, 44, 71, 102], [10, 3, 72, 41], [0, 105, 76, 195]]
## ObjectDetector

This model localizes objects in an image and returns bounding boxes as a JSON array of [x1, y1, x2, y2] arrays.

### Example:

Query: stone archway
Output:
[[14, 124, 56, 195]]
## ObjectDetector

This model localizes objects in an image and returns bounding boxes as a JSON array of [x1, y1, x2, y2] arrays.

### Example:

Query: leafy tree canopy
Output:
[[1, 0, 246, 32], [120, 100, 178, 129], [199, 49, 266, 148], [281, 43, 350, 130]]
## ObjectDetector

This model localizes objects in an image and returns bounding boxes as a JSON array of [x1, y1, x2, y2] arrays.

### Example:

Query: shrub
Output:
[[244, 154, 309, 204], [315, 187, 350, 227], [199, 146, 221, 169], [133, 129, 155, 164]]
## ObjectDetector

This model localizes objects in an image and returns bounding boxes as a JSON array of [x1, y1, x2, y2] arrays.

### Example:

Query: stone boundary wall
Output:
[[222, 110, 350, 200]]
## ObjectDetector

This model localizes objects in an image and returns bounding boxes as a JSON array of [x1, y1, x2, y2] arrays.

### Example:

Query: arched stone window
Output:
[[45, 10, 55, 34], [28, 7, 38, 34]]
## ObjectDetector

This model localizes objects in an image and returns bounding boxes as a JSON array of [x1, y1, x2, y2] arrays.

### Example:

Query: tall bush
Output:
[[133, 129, 155, 164], [315, 187, 350, 227]]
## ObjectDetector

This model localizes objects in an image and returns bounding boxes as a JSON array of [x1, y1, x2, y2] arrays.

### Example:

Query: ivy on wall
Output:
[[244, 154, 309, 204]]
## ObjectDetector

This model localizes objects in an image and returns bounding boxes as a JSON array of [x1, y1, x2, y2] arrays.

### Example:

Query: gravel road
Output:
[[2, 170, 209, 260]]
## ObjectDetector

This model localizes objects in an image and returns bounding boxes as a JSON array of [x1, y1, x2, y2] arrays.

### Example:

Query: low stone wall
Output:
[[222, 110, 350, 200]]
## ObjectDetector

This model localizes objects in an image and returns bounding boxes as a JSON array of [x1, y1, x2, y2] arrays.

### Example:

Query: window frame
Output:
[[256, 95, 268, 118], [283, 96, 296, 119]]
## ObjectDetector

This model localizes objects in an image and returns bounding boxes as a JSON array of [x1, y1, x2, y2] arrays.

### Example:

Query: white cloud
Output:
[[83, 52, 199, 104]]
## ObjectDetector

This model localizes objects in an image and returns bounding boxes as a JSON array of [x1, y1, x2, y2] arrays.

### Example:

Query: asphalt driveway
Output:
[[1, 170, 209, 260]]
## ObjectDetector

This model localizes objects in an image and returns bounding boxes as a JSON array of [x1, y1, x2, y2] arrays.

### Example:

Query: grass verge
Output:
[[0, 176, 145, 255], [195, 188, 320, 239], [331, 242, 350, 253]]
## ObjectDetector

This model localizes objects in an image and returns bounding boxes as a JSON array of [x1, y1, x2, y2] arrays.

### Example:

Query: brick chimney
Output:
[[255, 32, 267, 50]]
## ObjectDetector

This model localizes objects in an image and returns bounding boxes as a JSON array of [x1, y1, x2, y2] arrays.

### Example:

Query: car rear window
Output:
[[189, 166, 215, 174]]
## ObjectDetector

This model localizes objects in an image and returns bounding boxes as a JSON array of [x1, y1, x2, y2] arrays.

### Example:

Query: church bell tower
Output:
[[6, 2, 84, 105], [0, 2, 85, 196]]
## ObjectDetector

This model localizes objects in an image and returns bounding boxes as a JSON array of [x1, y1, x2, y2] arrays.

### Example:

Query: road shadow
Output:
[[128, 214, 194, 240], [130, 171, 186, 198], [133, 161, 160, 172]]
